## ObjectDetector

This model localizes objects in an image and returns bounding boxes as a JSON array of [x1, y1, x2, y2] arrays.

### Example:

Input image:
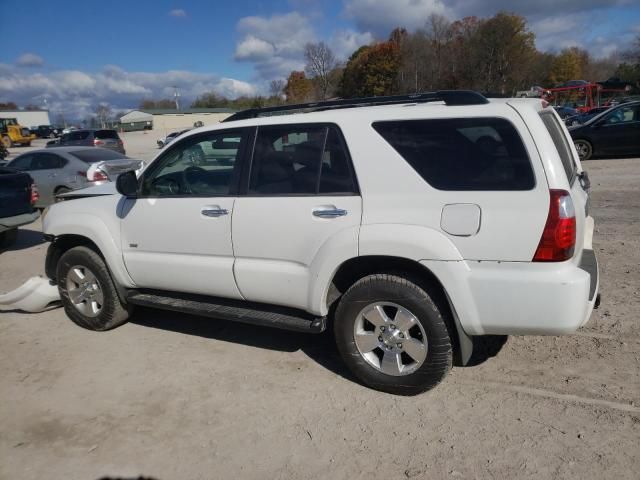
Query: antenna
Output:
[[173, 86, 181, 110]]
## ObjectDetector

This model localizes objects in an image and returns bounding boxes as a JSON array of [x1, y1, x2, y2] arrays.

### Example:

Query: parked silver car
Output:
[[5, 147, 142, 207], [157, 128, 191, 148], [47, 129, 126, 154]]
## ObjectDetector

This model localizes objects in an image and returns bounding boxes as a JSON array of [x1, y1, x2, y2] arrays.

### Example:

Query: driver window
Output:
[[603, 106, 635, 125], [142, 130, 244, 197]]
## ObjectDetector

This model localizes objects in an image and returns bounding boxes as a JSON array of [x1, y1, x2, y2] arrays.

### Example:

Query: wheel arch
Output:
[[328, 255, 473, 365]]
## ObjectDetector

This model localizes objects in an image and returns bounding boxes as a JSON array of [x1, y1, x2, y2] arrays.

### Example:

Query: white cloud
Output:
[[235, 35, 276, 61], [234, 12, 315, 79], [330, 30, 374, 60], [16, 53, 44, 67], [0, 64, 257, 119], [169, 9, 187, 18], [343, 0, 449, 37]]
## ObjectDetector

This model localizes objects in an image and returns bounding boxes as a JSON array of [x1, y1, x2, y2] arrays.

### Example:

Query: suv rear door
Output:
[[232, 123, 361, 312], [64, 130, 92, 147], [94, 129, 122, 152]]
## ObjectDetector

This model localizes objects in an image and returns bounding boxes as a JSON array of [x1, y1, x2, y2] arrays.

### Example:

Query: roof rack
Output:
[[222, 90, 489, 122]]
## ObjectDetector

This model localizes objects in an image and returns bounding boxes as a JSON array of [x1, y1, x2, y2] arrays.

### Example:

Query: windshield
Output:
[[69, 149, 128, 163]]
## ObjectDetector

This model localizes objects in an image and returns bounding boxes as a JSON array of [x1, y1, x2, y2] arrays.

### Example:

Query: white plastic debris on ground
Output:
[[0, 276, 60, 313]]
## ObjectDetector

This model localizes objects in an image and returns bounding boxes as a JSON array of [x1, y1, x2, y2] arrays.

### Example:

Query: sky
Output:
[[1, 0, 639, 120]]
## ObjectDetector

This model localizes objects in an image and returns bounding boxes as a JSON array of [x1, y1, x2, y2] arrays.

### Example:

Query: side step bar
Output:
[[126, 290, 326, 334]]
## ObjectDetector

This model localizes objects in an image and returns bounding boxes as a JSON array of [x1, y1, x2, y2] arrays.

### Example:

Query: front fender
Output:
[[43, 202, 134, 288]]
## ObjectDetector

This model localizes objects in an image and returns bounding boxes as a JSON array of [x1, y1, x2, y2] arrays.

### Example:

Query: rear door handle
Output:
[[313, 208, 347, 218], [201, 206, 229, 217]]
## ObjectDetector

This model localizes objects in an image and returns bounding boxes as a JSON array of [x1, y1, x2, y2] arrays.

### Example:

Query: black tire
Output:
[[54, 187, 72, 202], [0, 228, 18, 248], [334, 274, 452, 395], [56, 246, 131, 331], [574, 139, 593, 161]]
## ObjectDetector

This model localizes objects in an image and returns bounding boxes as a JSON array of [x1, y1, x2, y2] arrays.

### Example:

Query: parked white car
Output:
[[42, 91, 599, 395]]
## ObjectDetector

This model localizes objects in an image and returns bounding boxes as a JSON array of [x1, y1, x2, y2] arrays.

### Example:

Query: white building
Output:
[[0, 109, 51, 128], [119, 108, 235, 132]]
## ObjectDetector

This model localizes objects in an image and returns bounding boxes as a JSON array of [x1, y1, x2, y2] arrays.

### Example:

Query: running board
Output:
[[126, 290, 326, 333]]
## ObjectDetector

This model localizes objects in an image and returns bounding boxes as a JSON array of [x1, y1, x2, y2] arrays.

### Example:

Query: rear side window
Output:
[[8, 155, 33, 170], [31, 153, 67, 170], [69, 149, 127, 163], [539, 111, 576, 182], [249, 124, 357, 195], [95, 129, 119, 139], [68, 131, 91, 141], [373, 118, 534, 190]]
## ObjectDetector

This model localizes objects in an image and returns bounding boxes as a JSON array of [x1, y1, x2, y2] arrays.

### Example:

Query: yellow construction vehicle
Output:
[[0, 117, 35, 147]]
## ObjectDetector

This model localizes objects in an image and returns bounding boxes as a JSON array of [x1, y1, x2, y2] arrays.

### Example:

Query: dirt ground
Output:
[[0, 153, 639, 479]]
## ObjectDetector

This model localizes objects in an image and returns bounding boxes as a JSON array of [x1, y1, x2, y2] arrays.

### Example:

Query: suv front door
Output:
[[232, 124, 362, 312], [120, 128, 249, 298]]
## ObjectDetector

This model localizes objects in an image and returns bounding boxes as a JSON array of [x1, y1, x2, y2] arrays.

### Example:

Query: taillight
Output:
[[89, 169, 108, 182], [533, 189, 576, 262], [77, 170, 87, 177], [94, 139, 104, 146], [30, 183, 39, 205]]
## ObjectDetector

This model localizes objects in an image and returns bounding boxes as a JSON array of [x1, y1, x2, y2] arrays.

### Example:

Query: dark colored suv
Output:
[[47, 129, 125, 154]]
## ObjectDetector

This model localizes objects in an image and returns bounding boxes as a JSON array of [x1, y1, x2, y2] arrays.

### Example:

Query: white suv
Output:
[[42, 91, 599, 395]]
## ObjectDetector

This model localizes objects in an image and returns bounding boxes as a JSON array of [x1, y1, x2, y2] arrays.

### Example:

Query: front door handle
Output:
[[201, 207, 229, 218], [313, 208, 347, 218]]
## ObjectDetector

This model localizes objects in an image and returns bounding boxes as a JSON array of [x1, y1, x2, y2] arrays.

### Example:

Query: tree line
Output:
[[5, 11, 637, 122], [190, 12, 640, 108]]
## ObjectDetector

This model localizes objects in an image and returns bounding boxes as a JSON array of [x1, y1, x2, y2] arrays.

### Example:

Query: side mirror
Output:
[[116, 170, 138, 197]]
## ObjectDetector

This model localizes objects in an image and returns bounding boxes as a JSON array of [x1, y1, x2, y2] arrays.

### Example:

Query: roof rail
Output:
[[222, 90, 489, 122]]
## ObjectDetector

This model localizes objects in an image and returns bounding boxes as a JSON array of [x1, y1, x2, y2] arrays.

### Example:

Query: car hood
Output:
[[58, 182, 117, 198]]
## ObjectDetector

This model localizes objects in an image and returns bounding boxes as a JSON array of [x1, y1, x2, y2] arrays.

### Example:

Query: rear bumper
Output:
[[421, 249, 599, 336], [0, 210, 40, 233]]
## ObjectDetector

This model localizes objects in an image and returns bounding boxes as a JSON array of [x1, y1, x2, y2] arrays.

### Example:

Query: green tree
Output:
[[284, 71, 313, 103], [550, 48, 585, 85], [138, 99, 176, 110], [339, 41, 400, 97], [190, 92, 229, 108], [304, 42, 338, 100], [473, 12, 536, 94]]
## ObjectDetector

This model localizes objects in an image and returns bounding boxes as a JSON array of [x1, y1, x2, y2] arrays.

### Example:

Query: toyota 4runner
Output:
[[42, 91, 599, 395]]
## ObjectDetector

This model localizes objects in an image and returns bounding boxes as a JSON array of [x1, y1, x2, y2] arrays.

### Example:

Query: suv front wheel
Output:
[[334, 274, 452, 395], [56, 246, 131, 331]]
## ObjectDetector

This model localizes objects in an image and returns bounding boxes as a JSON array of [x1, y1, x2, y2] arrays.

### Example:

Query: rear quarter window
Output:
[[69, 149, 127, 163], [539, 111, 577, 183], [95, 130, 119, 139], [69, 131, 91, 141], [373, 117, 535, 190]]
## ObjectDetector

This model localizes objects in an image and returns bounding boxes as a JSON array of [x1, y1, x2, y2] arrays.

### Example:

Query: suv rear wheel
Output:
[[334, 274, 452, 395], [56, 246, 131, 331]]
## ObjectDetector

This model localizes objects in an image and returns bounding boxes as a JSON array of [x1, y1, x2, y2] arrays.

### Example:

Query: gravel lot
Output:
[[1, 138, 639, 479]]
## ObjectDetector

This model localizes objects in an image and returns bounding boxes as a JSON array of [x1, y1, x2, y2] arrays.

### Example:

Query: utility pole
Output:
[[173, 86, 181, 110]]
